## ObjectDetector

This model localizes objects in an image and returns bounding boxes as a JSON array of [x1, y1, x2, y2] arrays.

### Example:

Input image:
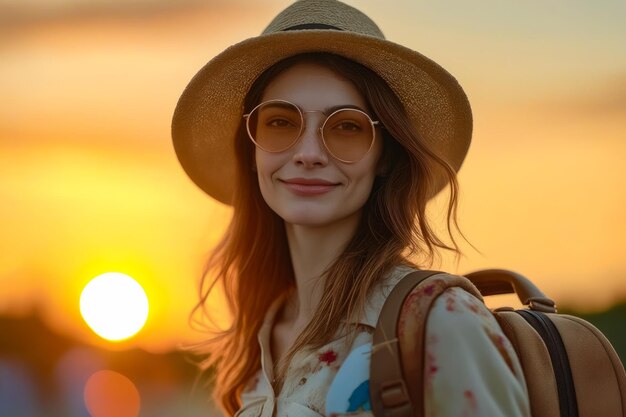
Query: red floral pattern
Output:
[[318, 349, 338, 366], [236, 269, 530, 417]]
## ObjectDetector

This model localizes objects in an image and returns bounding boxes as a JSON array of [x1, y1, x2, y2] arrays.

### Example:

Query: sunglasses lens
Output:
[[323, 109, 374, 162], [247, 101, 302, 152], [246, 102, 376, 163]]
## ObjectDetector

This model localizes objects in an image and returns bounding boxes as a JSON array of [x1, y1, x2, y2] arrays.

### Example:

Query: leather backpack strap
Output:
[[370, 270, 442, 417], [370, 270, 483, 417]]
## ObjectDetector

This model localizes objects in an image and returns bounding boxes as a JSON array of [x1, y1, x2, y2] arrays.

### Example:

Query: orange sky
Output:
[[1, 0, 625, 352]]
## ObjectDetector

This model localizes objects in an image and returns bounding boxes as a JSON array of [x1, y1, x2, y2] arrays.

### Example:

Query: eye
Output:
[[331, 120, 363, 133], [267, 117, 297, 128]]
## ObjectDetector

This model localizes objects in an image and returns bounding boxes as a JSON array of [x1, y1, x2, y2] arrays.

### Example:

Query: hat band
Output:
[[282, 23, 343, 31]]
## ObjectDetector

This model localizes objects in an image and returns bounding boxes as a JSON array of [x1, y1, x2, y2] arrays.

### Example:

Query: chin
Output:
[[277, 205, 364, 230], [278, 209, 337, 228], [263, 194, 366, 229]]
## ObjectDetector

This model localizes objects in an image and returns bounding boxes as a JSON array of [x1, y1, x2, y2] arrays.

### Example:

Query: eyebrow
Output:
[[267, 101, 299, 110], [323, 104, 368, 114], [298, 104, 370, 115], [258, 101, 369, 115]]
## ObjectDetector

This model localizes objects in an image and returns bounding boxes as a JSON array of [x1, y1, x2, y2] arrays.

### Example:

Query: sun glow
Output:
[[80, 272, 149, 342]]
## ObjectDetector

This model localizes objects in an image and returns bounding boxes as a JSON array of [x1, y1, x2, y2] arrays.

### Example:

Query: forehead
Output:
[[260, 61, 368, 111]]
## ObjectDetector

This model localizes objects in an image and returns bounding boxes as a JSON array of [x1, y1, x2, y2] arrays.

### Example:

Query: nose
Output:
[[291, 115, 329, 167]]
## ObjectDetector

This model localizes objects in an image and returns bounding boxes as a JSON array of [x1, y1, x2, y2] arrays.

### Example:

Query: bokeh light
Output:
[[80, 272, 149, 341], [84, 370, 140, 417], [0, 359, 38, 417], [55, 347, 106, 417]]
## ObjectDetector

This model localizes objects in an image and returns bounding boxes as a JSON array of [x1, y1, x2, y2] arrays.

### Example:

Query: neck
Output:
[[282, 214, 361, 326]]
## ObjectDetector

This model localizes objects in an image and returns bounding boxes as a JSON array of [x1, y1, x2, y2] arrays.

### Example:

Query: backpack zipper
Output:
[[517, 310, 579, 417]]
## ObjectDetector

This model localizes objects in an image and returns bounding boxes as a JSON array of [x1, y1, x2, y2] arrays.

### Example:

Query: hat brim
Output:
[[172, 30, 472, 205]]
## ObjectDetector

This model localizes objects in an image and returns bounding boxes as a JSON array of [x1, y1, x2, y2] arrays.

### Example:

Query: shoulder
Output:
[[358, 264, 417, 328], [429, 286, 492, 326], [360, 268, 473, 328], [426, 285, 517, 360], [425, 287, 531, 417], [425, 286, 512, 360]]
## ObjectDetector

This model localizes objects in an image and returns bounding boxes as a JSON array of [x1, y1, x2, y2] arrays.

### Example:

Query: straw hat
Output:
[[172, 0, 472, 204]]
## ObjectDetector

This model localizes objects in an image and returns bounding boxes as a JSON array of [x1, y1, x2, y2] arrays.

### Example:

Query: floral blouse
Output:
[[236, 266, 531, 417]]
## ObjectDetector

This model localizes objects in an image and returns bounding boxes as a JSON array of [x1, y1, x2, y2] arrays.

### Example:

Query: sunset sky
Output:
[[1, 0, 625, 352]]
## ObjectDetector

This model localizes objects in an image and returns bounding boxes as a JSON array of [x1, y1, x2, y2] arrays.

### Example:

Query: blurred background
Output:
[[1, 0, 625, 416]]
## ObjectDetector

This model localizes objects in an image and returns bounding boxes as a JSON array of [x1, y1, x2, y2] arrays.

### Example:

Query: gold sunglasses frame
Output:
[[243, 99, 380, 164]]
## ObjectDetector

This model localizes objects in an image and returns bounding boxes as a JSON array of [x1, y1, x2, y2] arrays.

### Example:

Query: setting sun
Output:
[[80, 272, 149, 342]]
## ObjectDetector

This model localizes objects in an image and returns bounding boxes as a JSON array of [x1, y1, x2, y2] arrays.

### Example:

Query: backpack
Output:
[[369, 269, 626, 417]]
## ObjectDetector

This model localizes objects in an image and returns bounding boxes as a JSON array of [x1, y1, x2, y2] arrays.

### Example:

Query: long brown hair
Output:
[[189, 53, 466, 416]]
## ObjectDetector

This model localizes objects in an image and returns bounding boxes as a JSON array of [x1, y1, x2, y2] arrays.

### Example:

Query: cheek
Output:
[[255, 149, 270, 175], [348, 152, 382, 202], [254, 151, 281, 196], [255, 154, 268, 187], [351, 146, 383, 185], [344, 164, 378, 204], [355, 173, 377, 203]]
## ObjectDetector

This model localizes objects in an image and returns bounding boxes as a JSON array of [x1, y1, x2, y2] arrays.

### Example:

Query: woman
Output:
[[172, 1, 530, 416]]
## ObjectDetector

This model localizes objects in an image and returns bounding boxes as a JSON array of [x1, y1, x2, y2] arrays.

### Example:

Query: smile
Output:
[[280, 178, 340, 196]]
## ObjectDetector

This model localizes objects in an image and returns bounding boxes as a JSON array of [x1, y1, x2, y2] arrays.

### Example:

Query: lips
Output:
[[280, 178, 340, 196]]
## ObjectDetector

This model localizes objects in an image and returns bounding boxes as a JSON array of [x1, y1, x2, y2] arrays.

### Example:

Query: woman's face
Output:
[[253, 61, 383, 228]]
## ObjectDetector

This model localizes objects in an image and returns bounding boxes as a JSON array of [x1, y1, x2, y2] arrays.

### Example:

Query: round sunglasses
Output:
[[243, 99, 380, 163]]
